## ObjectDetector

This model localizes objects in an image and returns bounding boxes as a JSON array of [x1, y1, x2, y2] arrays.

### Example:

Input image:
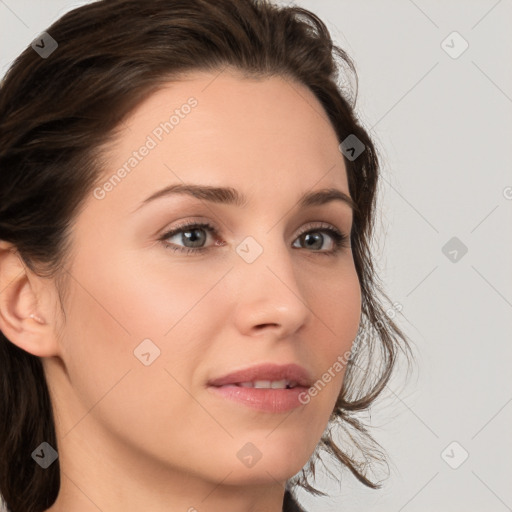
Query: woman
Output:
[[0, 1, 409, 511]]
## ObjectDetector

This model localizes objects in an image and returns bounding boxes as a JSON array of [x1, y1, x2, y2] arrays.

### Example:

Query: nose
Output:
[[230, 237, 313, 340]]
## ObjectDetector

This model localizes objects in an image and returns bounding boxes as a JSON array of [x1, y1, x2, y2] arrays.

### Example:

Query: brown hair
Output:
[[0, 0, 410, 511]]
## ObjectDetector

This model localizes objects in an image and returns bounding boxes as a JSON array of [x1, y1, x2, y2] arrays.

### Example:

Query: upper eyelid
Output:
[[157, 200, 352, 229], [161, 220, 348, 243], [162, 219, 345, 234]]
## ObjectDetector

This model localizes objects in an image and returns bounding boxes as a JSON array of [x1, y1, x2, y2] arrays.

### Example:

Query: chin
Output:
[[219, 436, 315, 485]]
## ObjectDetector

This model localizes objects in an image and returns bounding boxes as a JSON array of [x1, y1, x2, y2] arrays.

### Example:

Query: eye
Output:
[[159, 220, 349, 256], [160, 221, 221, 255], [292, 223, 349, 255]]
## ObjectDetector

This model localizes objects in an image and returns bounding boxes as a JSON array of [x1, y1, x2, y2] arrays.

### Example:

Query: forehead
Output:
[[94, 70, 349, 214]]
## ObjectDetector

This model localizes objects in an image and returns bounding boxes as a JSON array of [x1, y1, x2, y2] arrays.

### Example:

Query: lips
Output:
[[206, 363, 313, 413], [207, 363, 313, 388]]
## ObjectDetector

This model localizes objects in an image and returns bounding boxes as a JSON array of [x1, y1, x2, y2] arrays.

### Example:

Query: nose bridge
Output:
[[231, 224, 311, 334], [237, 221, 295, 286]]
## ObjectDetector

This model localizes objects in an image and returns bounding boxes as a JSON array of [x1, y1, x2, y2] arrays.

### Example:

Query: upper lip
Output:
[[207, 363, 313, 387]]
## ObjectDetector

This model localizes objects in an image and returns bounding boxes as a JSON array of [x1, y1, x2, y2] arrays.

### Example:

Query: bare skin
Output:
[[0, 69, 361, 512]]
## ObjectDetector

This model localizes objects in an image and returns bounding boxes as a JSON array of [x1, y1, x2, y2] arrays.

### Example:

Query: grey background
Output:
[[1, 1, 511, 511]]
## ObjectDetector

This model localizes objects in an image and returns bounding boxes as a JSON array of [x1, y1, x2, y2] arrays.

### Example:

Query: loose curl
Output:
[[0, 1, 411, 511]]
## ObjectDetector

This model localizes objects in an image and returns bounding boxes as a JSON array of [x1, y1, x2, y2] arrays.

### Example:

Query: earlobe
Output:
[[0, 241, 58, 357]]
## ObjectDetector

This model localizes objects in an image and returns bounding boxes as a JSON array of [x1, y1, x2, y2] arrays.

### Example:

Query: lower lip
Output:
[[207, 384, 309, 413]]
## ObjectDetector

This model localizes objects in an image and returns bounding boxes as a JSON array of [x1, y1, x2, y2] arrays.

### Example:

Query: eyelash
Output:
[[159, 220, 349, 257]]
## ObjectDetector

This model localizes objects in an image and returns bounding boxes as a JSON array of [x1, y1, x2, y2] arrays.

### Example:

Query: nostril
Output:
[[257, 323, 279, 329]]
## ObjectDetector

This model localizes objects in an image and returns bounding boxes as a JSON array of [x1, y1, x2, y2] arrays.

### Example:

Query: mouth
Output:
[[228, 379, 299, 389], [206, 363, 313, 413]]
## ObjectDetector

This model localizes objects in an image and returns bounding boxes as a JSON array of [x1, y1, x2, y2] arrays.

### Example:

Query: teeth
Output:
[[237, 380, 294, 389], [254, 380, 272, 389], [270, 380, 288, 389]]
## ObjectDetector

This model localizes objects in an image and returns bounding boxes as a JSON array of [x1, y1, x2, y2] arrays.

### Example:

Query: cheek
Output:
[[63, 254, 235, 418], [69, 241, 219, 336], [318, 263, 362, 342], [57, 260, 226, 457], [311, 266, 361, 396]]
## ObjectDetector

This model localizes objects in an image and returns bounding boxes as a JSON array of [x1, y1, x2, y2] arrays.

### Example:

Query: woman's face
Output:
[[44, 70, 361, 494]]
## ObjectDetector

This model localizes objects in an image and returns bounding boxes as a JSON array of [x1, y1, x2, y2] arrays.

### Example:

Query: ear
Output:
[[0, 240, 61, 358]]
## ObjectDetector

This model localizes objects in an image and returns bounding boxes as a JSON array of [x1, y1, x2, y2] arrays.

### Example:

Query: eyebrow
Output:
[[132, 183, 356, 213]]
